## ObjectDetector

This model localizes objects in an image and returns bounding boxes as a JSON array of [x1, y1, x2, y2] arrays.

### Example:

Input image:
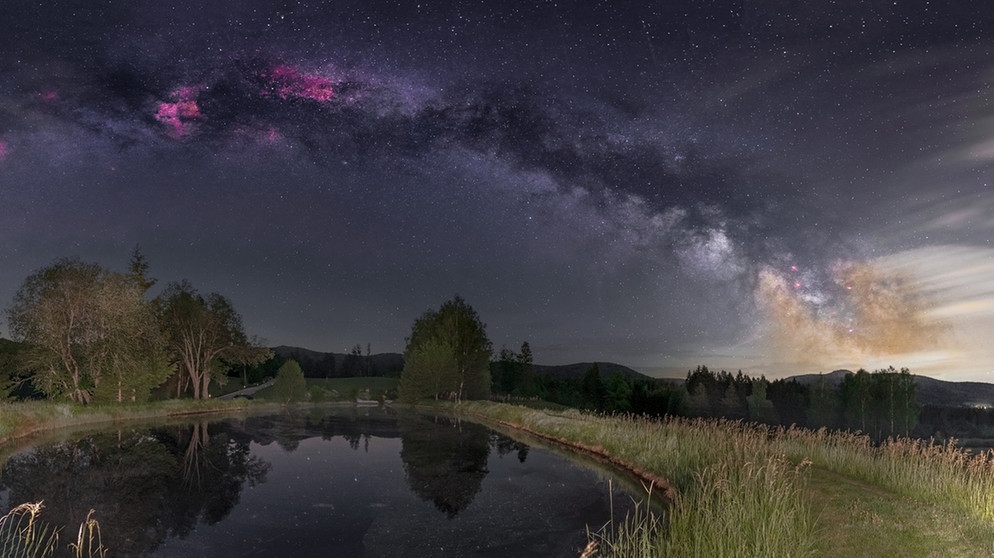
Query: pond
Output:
[[0, 407, 641, 557]]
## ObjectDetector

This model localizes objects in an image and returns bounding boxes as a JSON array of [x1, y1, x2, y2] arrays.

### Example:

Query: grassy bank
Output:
[[0, 398, 279, 449], [460, 401, 994, 557], [248, 376, 399, 402]]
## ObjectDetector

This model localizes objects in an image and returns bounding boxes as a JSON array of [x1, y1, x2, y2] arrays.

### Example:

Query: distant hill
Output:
[[789, 369, 994, 408], [271, 346, 651, 383], [272, 345, 403, 377], [532, 361, 652, 382]]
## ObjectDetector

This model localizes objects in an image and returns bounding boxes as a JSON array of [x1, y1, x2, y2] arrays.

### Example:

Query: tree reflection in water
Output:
[[0, 421, 269, 557], [398, 415, 530, 518], [0, 410, 554, 557]]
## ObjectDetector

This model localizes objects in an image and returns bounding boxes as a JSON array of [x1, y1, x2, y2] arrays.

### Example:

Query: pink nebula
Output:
[[261, 65, 334, 102], [154, 87, 203, 138], [0, 140, 8, 161]]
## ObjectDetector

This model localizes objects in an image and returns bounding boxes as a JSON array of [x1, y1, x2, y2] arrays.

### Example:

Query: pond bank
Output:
[[0, 399, 268, 449]]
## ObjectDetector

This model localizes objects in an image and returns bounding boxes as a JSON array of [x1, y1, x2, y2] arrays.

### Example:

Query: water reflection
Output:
[[400, 415, 491, 517], [0, 409, 632, 557], [0, 421, 269, 556]]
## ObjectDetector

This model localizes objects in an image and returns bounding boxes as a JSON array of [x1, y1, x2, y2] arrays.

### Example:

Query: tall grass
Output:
[[461, 402, 817, 557], [0, 502, 107, 558], [0, 502, 58, 558], [462, 401, 994, 556], [780, 427, 994, 523]]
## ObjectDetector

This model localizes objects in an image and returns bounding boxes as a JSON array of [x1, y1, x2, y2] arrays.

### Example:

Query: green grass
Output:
[[251, 376, 399, 402], [459, 401, 994, 557]]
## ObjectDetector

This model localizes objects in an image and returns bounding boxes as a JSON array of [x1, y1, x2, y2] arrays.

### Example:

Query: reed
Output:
[[461, 402, 818, 557], [0, 502, 106, 558], [0, 502, 58, 558], [779, 427, 994, 524], [463, 401, 994, 555]]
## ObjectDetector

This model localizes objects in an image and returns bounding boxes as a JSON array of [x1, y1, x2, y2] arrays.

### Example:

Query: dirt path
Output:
[[807, 467, 994, 557], [218, 379, 275, 400]]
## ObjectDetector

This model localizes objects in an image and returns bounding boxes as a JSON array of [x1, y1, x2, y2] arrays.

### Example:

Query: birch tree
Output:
[[156, 281, 265, 399]]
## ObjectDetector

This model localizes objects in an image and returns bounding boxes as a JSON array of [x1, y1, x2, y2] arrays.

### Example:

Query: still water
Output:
[[0, 408, 638, 557]]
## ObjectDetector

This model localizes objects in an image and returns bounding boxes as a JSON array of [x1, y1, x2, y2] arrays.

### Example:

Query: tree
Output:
[[341, 344, 365, 376], [128, 245, 156, 294], [841, 369, 872, 432], [581, 364, 606, 410], [89, 272, 174, 403], [517, 341, 535, 396], [746, 377, 778, 424], [400, 296, 492, 402], [807, 375, 841, 429], [603, 372, 633, 412], [156, 281, 264, 400], [273, 359, 307, 403], [6, 258, 172, 404], [399, 336, 459, 402]]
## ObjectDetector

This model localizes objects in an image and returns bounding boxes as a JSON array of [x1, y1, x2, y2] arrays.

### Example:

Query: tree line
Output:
[[0, 264, 936, 443], [492, 359, 922, 441], [3, 249, 268, 404]]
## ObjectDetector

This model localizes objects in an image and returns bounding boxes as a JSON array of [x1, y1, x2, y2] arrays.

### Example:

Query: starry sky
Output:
[[2, 1, 994, 381]]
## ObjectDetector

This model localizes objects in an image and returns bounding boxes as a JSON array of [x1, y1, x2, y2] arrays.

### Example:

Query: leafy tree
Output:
[[156, 281, 264, 399], [491, 341, 535, 396], [807, 375, 842, 429], [746, 377, 778, 424], [493, 346, 521, 394], [273, 359, 307, 403], [128, 245, 157, 294], [581, 364, 606, 410], [630, 379, 681, 416], [718, 382, 748, 420], [517, 341, 535, 396], [768, 378, 808, 426], [603, 372, 632, 412], [866, 366, 919, 439], [6, 257, 171, 403], [320, 352, 336, 378], [399, 336, 458, 402], [401, 296, 492, 402], [683, 381, 711, 417], [89, 272, 174, 403], [841, 369, 873, 432]]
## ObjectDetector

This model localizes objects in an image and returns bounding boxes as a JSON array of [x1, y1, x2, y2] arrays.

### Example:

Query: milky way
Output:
[[2, 1, 994, 380]]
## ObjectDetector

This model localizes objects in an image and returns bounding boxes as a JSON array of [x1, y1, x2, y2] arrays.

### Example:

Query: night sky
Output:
[[3, 1, 994, 381]]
